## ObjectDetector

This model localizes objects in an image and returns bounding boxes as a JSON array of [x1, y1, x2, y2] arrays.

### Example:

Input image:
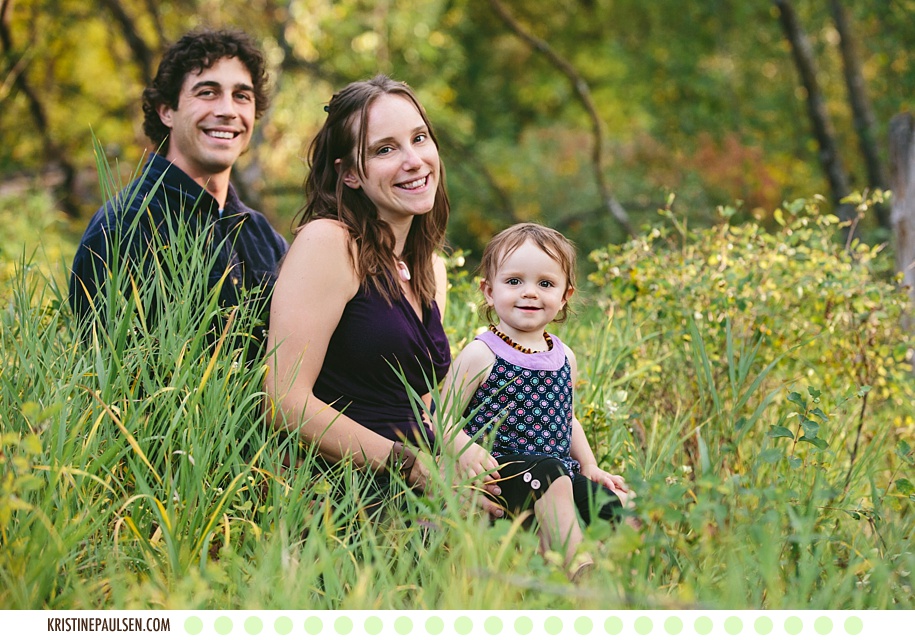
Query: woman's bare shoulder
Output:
[[284, 219, 354, 264], [276, 219, 358, 296], [293, 218, 351, 244]]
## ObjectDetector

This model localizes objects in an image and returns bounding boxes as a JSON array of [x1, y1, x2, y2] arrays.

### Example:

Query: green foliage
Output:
[[589, 194, 913, 409], [1, 182, 914, 609], [4, 0, 913, 259], [581, 193, 914, 607], [0, 188, 80, 303]]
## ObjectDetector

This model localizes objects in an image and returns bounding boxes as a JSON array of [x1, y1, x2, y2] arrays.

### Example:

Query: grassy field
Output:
[[1, 187, 913, 610]]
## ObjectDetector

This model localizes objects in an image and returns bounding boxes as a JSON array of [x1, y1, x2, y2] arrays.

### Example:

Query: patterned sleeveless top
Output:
[[463, 330, 580, 476]]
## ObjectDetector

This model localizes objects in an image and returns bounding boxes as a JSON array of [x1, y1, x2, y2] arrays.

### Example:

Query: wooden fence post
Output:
[[889, 112, 915, 337]]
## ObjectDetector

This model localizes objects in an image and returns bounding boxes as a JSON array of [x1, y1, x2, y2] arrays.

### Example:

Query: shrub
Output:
[[583, 195, 915, 606], [588, 194, 912, 422]]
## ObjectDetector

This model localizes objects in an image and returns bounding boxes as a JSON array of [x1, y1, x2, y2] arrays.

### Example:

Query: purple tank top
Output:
[[313, 280, 451, 446]]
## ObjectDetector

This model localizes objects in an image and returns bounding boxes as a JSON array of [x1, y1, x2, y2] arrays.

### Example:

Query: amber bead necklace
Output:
[[488, 324, 553, 354]]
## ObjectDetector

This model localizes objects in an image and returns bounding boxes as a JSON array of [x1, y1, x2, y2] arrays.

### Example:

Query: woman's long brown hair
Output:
[[295, 75, 449, 309]]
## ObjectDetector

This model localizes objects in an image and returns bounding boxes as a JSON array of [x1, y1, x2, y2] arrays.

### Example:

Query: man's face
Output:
[[157, 56, 256, 183]]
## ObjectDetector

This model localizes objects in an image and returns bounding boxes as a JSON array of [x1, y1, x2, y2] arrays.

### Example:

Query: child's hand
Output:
[[581, 464, 635, 508], [456, 442, 502, 495]]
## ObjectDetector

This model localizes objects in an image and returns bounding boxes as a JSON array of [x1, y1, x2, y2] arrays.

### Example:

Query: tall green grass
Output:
[[1, 169, 913, 609]]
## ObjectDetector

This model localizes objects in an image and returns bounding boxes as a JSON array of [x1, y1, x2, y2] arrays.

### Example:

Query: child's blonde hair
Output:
[[478, 222, 577, 324]]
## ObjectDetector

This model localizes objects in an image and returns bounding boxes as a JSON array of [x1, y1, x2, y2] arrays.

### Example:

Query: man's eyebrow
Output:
[[188, 80, 255, 92], [190, 80, 220, 92]]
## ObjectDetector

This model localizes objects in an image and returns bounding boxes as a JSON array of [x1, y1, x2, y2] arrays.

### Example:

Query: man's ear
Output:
[[335, 158, 361, 190], [157, 103, 174, 128]]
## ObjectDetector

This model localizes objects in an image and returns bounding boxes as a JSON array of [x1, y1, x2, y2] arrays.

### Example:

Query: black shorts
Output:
[[491, 454, 622, 525]]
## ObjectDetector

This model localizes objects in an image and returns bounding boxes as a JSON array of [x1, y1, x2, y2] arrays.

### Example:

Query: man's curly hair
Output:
[[142, 28, 270, 153]]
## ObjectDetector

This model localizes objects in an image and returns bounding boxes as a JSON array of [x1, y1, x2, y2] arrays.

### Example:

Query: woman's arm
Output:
[[266, 219, 401, 474]]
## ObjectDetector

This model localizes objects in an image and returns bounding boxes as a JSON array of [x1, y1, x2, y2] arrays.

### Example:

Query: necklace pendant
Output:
[[396, 260, 411, 282]]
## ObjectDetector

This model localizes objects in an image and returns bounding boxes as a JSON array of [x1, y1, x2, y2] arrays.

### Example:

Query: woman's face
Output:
[[341, 93, 440, 225]]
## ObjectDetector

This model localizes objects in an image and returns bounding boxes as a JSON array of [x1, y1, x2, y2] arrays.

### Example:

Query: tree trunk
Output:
[[486, 0, 634, 237], [830, 0, 891, 228], [774, 0, 854, 222], [888, 112, 915, 337], [1, 0, 80, 216]]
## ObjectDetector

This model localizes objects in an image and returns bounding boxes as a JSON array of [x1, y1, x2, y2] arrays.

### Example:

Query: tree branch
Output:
[[97, 0, 155, 84], [141, 0, 164, 46], [1, 0, 79, 216], [436, 127, 517, 223], [486, 0, 633, 236]]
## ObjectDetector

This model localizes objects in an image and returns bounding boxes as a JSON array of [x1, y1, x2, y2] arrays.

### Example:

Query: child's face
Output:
[[481, 240, 573, 337]]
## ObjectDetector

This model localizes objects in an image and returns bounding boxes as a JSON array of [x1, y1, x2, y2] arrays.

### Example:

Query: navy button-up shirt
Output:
[[69, 153, 288, 343]]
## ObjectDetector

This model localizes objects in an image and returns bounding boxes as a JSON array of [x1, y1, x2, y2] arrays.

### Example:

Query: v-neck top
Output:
[[312, 279, 451, 445], [462, 330, 579, 476]]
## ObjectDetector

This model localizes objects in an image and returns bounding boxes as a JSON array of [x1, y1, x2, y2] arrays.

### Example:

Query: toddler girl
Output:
[[441, 223, 633, 580]]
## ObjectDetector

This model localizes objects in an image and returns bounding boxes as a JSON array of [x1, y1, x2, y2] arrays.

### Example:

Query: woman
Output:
[[266, 75, 502, 515]]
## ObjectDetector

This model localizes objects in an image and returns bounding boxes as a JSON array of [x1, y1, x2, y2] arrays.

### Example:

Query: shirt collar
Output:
[[146, 153, 250, 221]]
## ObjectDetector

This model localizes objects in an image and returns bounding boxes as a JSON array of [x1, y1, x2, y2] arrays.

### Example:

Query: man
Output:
[[69, 28, 288, 346]]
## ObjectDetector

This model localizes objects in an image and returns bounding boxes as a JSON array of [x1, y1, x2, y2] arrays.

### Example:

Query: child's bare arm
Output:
[[440, 341, 501, 485]]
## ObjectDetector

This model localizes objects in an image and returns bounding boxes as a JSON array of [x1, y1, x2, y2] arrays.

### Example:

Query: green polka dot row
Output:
[[183, 613, 865, 637]]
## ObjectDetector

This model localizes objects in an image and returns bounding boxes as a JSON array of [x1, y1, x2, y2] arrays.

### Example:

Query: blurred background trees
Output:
[[1, 0, 913, 263]]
